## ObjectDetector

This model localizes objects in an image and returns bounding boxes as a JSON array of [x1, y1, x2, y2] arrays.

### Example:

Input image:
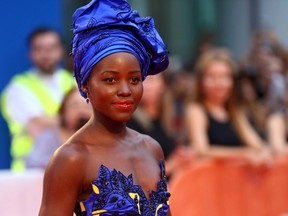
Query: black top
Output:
[[206, 112, 243, 147]]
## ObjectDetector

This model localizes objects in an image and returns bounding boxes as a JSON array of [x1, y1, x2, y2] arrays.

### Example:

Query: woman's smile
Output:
[[112, 100, 134, 111]]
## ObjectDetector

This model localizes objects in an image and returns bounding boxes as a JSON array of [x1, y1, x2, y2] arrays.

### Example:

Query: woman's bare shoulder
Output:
[[185, 102, 207, 124], [185, 102, 205, 114], [45, 141, 87, 177], [40, 139, 91, 216], [50, 126, 99, 165], [140, 133, 164, 161]]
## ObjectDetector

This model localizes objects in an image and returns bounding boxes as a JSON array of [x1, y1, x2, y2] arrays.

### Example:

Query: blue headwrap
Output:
[[72, 0, 169, 98]]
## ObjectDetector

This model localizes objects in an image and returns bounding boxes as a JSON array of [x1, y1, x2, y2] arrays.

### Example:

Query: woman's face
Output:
[[30, 32, 63, 73], [84, 52, 143, 122], [62, 90, 92, 131], [201, 61, 234, 105]]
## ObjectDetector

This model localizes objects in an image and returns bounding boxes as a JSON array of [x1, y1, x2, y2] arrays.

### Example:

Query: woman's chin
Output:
[[206, 98, 228, 106]]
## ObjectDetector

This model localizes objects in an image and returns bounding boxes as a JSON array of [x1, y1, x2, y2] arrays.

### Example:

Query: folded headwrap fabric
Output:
[[72, 0, 169, 98]]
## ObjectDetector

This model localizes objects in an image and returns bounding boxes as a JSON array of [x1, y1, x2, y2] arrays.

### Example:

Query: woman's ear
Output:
[[81, 85, 89, 94]]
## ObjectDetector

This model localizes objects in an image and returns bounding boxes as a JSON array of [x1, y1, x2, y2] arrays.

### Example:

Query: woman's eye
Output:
[[104, 77, 116, 83], [131, 77, 141, 84]]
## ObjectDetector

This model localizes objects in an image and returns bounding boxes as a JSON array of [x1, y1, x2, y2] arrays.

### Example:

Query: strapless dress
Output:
[[74, 160, 170, 216]]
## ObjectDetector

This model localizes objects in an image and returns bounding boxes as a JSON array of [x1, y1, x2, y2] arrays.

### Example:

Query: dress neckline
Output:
[[75, 160, 170, 216], [80, 160, 168, 203]]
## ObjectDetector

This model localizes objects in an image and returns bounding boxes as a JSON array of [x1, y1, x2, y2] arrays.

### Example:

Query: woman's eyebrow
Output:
[[100, 70, 141, 74], [129, 70, 141, 74], [101, 70, 118, 74]]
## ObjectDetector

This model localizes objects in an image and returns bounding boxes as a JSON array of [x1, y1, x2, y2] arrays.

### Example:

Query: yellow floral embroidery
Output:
[[92, 209, 107, 215], [129, 192, 141, 214], [155, 204, 163, 215], [92, 184, 100, 194]]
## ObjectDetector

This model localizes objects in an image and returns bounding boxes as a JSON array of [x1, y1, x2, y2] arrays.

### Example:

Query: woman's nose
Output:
[[117, 81, 132, 96]]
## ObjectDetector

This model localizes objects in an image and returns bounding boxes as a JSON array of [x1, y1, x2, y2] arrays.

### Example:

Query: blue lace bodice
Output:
[[74, 160, 170, 216]]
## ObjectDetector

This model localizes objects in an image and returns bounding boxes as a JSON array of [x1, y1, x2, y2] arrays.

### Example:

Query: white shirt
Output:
[[5, 68, 67, 125]]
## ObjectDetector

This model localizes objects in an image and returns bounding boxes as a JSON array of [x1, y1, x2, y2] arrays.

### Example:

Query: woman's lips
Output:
[[112, 100, 134, 110]]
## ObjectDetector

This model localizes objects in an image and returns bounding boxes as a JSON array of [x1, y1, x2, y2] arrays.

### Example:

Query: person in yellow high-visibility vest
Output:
[[1, 27, 75, 171]]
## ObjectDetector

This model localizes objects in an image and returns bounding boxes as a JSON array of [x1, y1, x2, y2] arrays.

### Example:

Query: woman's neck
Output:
[[90, 113, 127, 136], [203, 99, 225, 110], [203, 100, 228, 121]]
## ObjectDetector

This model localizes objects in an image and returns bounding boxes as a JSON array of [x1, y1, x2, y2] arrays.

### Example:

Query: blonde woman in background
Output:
[[185, 48, 272, 167]]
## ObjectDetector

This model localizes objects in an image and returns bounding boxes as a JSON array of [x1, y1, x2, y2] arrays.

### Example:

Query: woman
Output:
[[267, 82, 288, 157], [26, 87, 92, 169], [185, 48, 272, 166], [39, 0, 171, 215]]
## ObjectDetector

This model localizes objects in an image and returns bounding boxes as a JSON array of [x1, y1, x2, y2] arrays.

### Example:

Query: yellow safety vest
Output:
[[1, 69, 75, 171]]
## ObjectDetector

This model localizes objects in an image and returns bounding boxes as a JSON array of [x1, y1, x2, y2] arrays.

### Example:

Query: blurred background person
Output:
[[162, 69, 194, 147], [237, 31, 288, 141], [266, 81, 288, 157], [239, 31, 288, 133], [1, 27, 75, 171], [26, 87, 92, 169], [127, 73, 192, 179], [185, 48, 272, 167]]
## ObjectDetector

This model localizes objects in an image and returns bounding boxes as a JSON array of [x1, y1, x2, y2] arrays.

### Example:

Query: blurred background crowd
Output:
[[1, 0, 288, 170], [0, 0, 288, 215]]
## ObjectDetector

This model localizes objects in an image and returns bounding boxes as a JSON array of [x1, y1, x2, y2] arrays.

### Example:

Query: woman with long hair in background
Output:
[[185, 48, 272, 167]]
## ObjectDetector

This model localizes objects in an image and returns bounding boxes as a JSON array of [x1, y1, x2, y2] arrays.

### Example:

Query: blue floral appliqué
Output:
[[74, 160, 170, 216]]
